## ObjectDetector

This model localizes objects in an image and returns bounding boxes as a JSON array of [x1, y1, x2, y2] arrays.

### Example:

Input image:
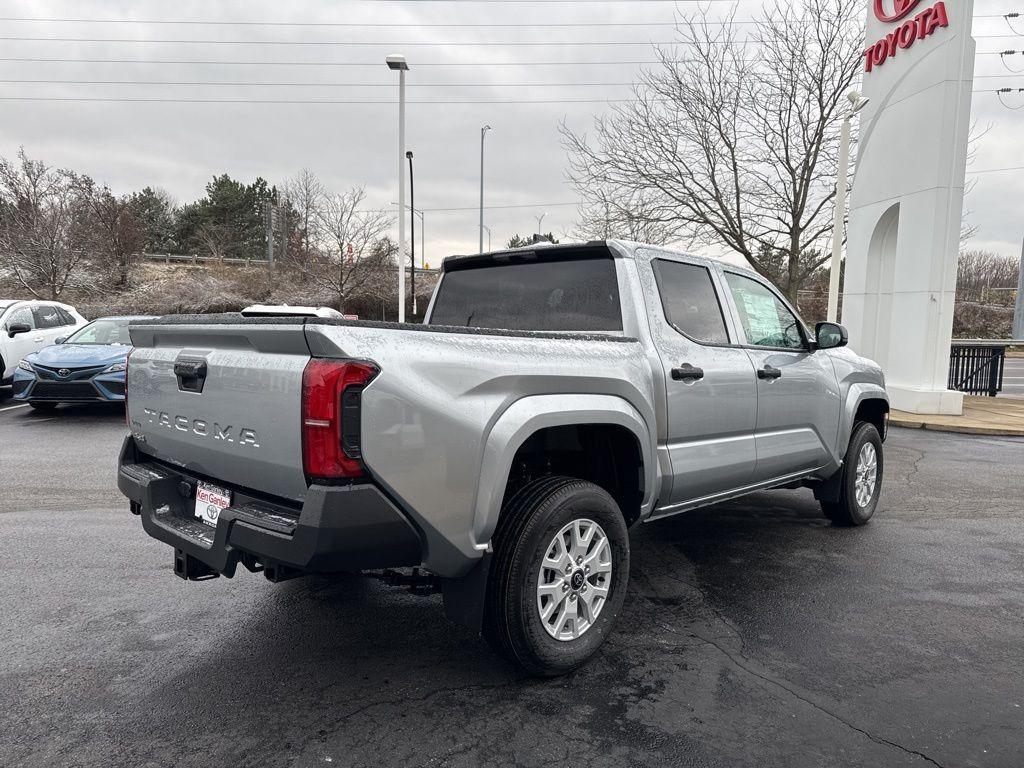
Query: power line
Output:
[[0, 75, 1019, 88], [0, 57, 666, 66], [0, 50, 1016, 67], [0, 13, 1009, 27], [0, 78, 642, 86], [381, 201, 581, 213], [966, 164, 1024, 174], [0, 17, 686, 28], [0, 96, 653, 103], [0, 89, 1010, 105], [0, 36, 725, 45]]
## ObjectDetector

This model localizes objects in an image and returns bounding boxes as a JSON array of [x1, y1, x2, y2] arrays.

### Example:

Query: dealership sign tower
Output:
[[843, 0, 974, 414]]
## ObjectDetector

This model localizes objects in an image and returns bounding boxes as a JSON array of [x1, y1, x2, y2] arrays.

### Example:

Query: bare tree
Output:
[[0, 148, 98, 299], [572, 192, 676, 246], [562, 0, 863, 300], [282, 168, 324, 266], [957, 249, 1020, 303], [289, 187, 392, 312], [90, 187, 147, 289], [195, 222, 236, 262]]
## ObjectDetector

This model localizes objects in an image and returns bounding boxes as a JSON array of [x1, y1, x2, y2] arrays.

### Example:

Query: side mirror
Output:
[[54, 336, 67, 344], [815, 322, 848, 350], [7, 323, 30, 338]]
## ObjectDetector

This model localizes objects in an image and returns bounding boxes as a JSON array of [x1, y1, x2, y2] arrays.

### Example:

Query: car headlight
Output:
[[103, 361, 127, 373], [17, 359, 33, 372]]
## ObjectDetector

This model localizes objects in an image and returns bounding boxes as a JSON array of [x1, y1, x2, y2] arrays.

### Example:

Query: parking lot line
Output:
[[0, 403, 29, 412]]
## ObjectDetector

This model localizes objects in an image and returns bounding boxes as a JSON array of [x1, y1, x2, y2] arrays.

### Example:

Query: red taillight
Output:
[[302, 358, 378, 480], [124, 348, 133, 427]]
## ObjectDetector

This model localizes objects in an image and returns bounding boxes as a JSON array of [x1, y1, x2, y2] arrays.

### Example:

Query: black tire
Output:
[[29, 401, 58, 411], [483, 475, 630, 677], [821, 422, 883, 526]]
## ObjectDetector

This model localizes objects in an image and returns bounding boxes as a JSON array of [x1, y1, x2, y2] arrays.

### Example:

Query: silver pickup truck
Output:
[[118, 240, 888, 676]]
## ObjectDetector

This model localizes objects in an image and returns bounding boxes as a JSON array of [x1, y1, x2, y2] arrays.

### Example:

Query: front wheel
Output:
[[821, 422, 883, 526], [483, 475, 630, 677]]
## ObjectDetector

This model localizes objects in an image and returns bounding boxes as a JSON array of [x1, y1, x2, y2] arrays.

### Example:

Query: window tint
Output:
[[5, 306, 34, 330], [429, 256, 622, 332], [724, 273, 805, 349], [67, 319, 132, 345], [56, 307, 76, 326], [33, 305, 63, 329], [652, 260, 729, 344]]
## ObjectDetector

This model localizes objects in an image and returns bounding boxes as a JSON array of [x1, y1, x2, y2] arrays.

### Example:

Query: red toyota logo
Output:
[[874, 0, 922, 22]]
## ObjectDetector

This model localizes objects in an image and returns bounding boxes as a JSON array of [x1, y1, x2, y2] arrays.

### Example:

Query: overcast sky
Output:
[[0, 0, 1020, 265]]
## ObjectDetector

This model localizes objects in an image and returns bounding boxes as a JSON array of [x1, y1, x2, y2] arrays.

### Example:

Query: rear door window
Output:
[[430, 255, 622, 332], [33, 305, 62, 329], [56, 307, 76, 326], [651, 259, 730, 344]]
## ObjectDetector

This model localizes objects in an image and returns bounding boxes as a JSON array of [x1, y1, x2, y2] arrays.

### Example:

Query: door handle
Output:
[[33, 336, 44, 343], [757, 365, 782, 380], [671, 363, 705, 381]]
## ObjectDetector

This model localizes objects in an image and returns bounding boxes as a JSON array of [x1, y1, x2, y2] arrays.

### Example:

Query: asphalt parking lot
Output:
[[2, 393, 1023, 768]]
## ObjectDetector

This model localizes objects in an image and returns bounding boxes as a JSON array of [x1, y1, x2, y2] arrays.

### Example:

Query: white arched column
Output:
[[843, 0, 974, 415]]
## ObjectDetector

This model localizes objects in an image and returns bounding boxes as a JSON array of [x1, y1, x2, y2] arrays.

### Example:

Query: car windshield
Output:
[[66, 319, 131, 345]]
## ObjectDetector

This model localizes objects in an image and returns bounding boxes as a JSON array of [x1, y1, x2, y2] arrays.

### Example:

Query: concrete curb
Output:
[[889, 415, 1024, 437]]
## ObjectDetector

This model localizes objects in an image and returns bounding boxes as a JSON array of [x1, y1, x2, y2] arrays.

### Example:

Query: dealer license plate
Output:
[[194, 481, 231, 527]]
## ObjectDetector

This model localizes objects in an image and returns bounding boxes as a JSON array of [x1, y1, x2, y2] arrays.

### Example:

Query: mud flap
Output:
[[440, 554, 491, 633]]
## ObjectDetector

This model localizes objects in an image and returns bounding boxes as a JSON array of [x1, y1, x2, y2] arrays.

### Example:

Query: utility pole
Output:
[[387, 54, 409, 323], [479, 125, 491, 253], [264, 201, 275, 295], [407, 150, 417, 317], [827, 91, 870, 323], [1014, 235, 1024, 339]]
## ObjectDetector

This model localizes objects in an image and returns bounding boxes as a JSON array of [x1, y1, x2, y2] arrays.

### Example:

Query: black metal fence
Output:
[[948, 343, 1006, 397]]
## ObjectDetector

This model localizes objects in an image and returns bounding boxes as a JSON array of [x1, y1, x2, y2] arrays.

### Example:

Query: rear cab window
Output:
[[651, 259, 730, 345], [429, 248, 622, 332]]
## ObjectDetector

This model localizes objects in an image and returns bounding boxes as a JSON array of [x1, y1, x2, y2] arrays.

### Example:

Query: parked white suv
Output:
[[0, 300, 88, 383]]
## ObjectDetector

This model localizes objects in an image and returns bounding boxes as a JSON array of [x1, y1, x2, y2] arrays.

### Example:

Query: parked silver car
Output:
[[118, 240, 888, 675]]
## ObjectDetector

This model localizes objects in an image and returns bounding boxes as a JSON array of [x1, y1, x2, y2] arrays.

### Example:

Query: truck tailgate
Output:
[[127, 318, 311, 502]]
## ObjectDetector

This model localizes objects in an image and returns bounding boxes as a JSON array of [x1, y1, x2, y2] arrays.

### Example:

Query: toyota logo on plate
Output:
[[58, 368, 71, 377], [874, 0, 921, 22]]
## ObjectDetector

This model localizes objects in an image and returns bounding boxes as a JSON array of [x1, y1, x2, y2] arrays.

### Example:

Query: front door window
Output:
[[724, 273, 805, 350]]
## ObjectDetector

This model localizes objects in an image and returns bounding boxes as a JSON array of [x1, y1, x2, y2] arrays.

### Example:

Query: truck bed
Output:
[[127, 314, 654, 575]]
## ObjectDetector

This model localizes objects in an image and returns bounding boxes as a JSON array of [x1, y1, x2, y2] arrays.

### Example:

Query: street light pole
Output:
[[406, 150, 416, 318], [482, 225, 492, 252], [413, 209, 425, 266], [387, 54, 409, 323], [827, 90, 869, 324], [479, 125, 491, 253], [535, 211, 547, 236]]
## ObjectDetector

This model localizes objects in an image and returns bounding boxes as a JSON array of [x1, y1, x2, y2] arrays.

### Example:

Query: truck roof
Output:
[[443, 239, 758, 277]]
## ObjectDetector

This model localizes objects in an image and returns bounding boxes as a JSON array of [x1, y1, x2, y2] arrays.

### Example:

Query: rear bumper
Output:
[[117, 436, 423, 579]]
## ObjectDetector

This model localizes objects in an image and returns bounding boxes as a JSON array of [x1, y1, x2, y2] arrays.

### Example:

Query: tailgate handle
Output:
[[174, 359, 208, 393]]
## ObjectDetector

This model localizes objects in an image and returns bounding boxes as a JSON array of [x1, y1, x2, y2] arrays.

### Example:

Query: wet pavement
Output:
[[1, 397, 1023, 767]]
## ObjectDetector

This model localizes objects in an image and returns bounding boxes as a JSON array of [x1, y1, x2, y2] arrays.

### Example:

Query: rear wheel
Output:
[[821, 422, 883, 526], [29, 402, 58, 411], [483, 475, 629, 677]]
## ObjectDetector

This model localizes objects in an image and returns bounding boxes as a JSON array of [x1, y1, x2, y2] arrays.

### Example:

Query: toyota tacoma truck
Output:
[[118, 240, 888, 676]]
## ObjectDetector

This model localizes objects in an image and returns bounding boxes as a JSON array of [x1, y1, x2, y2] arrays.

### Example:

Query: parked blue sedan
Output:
[[12, 316, 156, 410]]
